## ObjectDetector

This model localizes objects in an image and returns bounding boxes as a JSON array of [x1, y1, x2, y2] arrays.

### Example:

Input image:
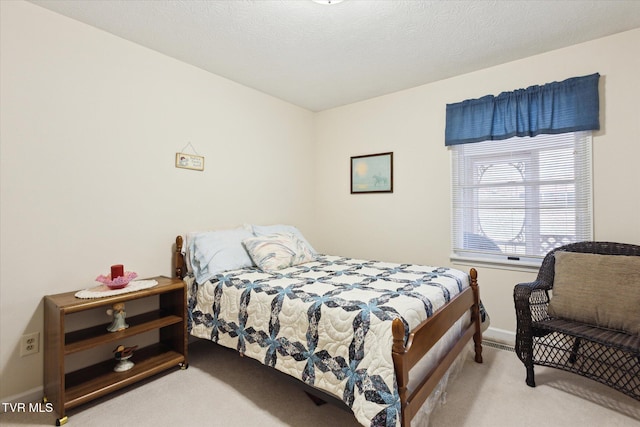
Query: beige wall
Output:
[[2, 0, 639, 402], [0, 1, 315, 400], [313, 29, 640, 339]]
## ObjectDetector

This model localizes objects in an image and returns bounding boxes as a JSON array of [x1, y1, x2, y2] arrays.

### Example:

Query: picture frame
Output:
[[351, 152, 393, 193]]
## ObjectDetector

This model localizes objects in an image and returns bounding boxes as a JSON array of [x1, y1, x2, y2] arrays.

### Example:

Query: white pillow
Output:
[[183, 225, 255, 273], [243, 233, 316, 272], [250, 224, 317, 254], [190, 228, 254, 283], [181, 231, 202, 273]]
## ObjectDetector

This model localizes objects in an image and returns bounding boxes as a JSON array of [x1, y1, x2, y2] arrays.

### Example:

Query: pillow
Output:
[[250, 224, 317, 254], [243, 233, 316, 272], [548, 251, 640, 335], [181, 231, 204, 273], [183, 224, 256, 273], [189, 228, 255, 283]]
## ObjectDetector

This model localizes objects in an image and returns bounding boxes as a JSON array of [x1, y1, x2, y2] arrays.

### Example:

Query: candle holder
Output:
[[96, 271, 138, 289]]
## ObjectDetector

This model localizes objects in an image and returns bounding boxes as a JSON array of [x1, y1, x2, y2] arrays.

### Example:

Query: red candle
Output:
[[111, 264, 124, 279]]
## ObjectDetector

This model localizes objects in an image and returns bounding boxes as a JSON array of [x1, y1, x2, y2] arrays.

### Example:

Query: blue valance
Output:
[[445, 73, 600, 146]]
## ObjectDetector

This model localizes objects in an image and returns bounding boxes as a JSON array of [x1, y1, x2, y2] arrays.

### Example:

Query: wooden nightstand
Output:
[[43, 276, 188, 426]]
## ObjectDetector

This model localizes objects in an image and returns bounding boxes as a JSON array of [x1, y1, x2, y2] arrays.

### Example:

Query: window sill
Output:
[[450, 254, 541, 273]]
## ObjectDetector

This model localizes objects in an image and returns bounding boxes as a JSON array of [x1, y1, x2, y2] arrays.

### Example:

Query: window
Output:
[[451, 131, 593, 267]]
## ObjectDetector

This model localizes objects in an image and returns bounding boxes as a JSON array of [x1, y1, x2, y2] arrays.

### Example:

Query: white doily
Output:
[[74, 279, 159, 299]]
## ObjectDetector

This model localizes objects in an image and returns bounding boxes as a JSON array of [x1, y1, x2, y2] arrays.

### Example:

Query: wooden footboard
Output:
[[392, 268, 482, 426]]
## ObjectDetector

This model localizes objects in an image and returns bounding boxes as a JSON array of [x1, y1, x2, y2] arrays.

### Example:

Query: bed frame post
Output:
[[470, 268, 483, 363], [175, 235, 185, 279], [391, 318, 408, 427]]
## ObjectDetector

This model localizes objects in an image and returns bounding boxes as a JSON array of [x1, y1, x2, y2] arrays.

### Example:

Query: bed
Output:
[[174, 226, 485, 426]]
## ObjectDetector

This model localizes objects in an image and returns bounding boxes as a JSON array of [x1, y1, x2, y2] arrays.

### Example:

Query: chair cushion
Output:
[[548, 251, 640, 335]]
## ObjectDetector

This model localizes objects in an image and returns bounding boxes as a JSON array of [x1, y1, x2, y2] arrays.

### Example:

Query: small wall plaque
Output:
[[175, 153, 204, 171]]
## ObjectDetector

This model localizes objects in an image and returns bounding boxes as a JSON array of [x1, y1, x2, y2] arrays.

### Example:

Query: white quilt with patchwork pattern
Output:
[[187, 255, 470, 427]]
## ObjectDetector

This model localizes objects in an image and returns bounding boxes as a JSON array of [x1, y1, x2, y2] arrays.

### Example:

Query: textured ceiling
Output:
[[29, 0, 640, 112]]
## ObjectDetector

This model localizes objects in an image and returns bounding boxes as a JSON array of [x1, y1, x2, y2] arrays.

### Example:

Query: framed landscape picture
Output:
[[350, 152, 393, 194]]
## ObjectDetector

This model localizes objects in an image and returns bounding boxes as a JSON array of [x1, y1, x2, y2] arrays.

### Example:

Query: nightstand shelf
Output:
[[64, 311, 183, 354], [44, 276, 187, 426], [64, 345, 184, 408]]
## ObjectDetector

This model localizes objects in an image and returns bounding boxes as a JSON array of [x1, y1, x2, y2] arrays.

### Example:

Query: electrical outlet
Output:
[[20, 332, 40, 357]]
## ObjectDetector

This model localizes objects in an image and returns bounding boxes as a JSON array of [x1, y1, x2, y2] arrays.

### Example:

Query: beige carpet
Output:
[[1, 340, 638, 426]]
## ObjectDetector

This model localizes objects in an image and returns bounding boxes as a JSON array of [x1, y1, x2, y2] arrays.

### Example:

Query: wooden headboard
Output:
[[175, 235, 186, 279]]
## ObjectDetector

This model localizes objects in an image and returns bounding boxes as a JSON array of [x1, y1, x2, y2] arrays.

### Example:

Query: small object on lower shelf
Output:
[[113, 345, 138, 372], [106, 302, 129, 332]]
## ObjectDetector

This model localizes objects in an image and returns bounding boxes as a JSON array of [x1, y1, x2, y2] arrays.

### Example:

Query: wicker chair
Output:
[[514, 241, 640, 401]]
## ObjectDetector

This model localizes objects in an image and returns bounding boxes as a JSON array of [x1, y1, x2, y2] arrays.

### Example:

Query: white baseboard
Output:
[[0, 386, 43, 413], [483, 327, 516, 347]]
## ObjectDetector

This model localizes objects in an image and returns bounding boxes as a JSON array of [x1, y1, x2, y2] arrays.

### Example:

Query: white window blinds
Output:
[[450, 131, 593, 266]]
